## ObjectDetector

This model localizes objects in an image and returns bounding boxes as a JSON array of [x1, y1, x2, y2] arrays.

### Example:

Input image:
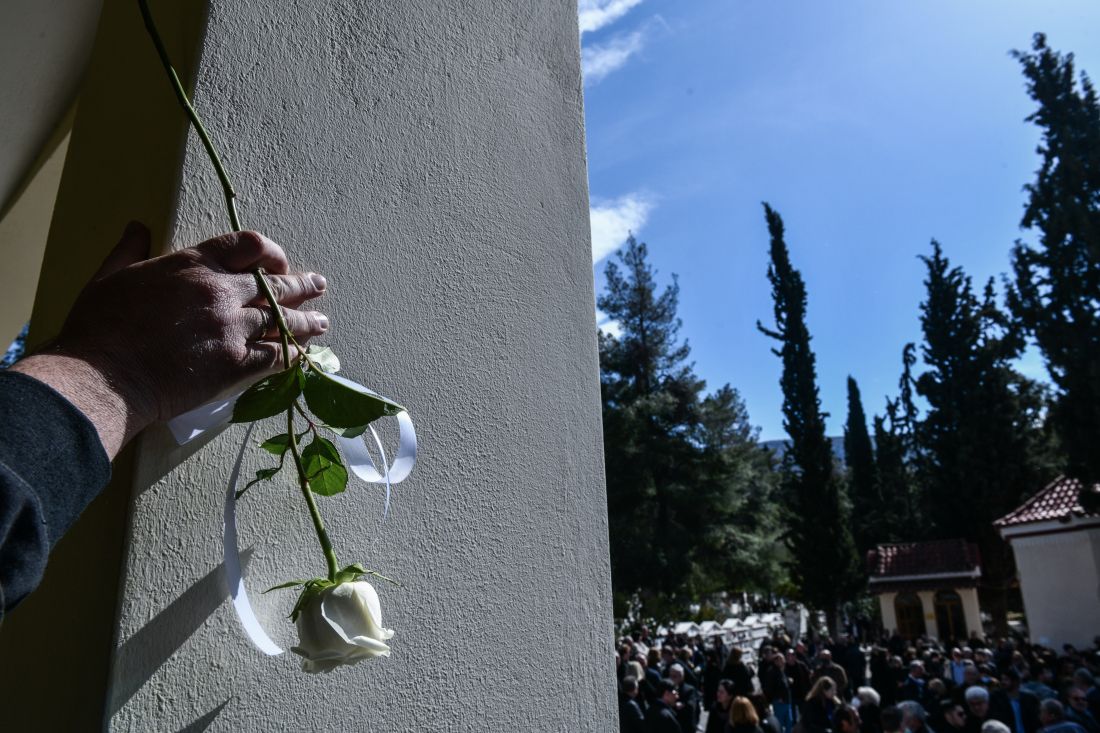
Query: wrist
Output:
[[10, 350, 155, 458]]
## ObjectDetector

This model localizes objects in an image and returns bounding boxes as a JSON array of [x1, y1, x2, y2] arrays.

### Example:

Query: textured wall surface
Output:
[[107, 1, 615, 730]]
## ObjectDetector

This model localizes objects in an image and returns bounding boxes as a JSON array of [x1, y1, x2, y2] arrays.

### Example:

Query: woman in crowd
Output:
[[803, 676, 839, 733], [706, 680, 736, 733], [730, 696, 765, 733]]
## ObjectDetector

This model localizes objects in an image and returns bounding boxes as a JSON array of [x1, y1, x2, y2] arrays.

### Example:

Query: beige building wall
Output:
[[1008, 524, 1100, 649], [877, 591, 899, 633], [960, 587, 981, 638]]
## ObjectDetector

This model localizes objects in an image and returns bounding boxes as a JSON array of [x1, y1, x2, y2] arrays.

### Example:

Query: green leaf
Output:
[[301, 436, 349, 496], [332, 424, 369, 439], [305, 345, 341, 374], [302, 369, 404, 429], [259, 433, 290, 456], [232, 367, 304, 423], [290, 579, 333, 622], [236, 466, 281, 499], [264, 579, 311, 593]]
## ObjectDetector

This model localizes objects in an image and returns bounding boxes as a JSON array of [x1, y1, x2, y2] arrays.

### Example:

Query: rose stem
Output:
[[138, 0, 340, 581]]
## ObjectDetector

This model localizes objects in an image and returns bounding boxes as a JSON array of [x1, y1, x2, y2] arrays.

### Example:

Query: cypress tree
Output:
[[757, 204, 860, 630], [1008, 35, 1100, 509], [844, 376, 879, 559], [915, 240, 1053, 632]]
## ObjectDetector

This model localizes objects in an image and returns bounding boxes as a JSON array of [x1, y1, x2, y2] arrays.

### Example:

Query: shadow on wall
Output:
[[175, 699, 231, 733], [108, 550, 252, 718]]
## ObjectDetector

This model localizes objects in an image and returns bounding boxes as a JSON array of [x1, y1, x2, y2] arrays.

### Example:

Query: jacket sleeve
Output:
[[0, 371, 111, 617]]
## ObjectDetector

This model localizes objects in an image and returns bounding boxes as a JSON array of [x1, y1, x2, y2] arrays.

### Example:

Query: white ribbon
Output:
[[166, 375, 417, 656]]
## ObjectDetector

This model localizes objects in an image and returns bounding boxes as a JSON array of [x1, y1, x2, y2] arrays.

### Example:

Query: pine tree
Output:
[[844, 376, 879, 560], [1008, 34, 1100, 509], [915, 240, 1054, 632], [757, 204, 860, 629], [600, 236, 779, 617]]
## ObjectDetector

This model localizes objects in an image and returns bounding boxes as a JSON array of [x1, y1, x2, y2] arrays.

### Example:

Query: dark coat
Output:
[[676, 683, 701, 733], [990, 690, 1041, 733], [898, 676, 926, 705], [726, 661, 756, 698], [705, 702, 732, 733], [803, 697, 836, 733], [621, 697, 646, 733], [763, 663, 793, 704], [646, 700, 683, 733]]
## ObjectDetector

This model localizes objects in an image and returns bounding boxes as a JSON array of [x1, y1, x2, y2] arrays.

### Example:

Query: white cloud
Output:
[[578, 0, 644, 34], [596, 309, 624, 339], [589, 193, 652, 263], [581, 30, 645, 85]]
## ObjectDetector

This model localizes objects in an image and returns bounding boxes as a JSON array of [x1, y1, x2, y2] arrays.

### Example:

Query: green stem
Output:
[[137, 0, 240, 231], [140, 0, 339, 581], [255, 270, 340, 581]]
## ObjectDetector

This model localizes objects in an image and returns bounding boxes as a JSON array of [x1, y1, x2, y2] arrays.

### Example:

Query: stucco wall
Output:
[[1010, 527, 1100, 650], [107, 1, 615, 730]]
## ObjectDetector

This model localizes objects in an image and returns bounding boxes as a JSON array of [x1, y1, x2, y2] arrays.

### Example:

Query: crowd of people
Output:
[[615, 627, 1100, 733]]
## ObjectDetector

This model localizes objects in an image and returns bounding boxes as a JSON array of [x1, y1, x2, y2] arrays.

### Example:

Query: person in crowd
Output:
[[835, 704, 862, 733], [1070, 671, 1100, 722], [730, 696, 765, 733], [789, 648, 813, 714], [638, 653, 662, 706], [804, 676, 840, 733], [857, 687, 884, 733], [1024, 668, 1058, 702], [984, 722, 1013, 733], [941, 699, 969, 733], [966, 687, 994, 733], [706, 680, 736, 733], [670, 664, 701, 733], [648, 680, 683, 733], [964, 664, 984, 691], [882, 706, 904, 733], [990, 668, 1041, 733], [763, 647, 795, 733], [948, 650, 969, 687], [872, 648, 896, 706], [621, 676, 647, 733], [815, 650, 851, 699], [1065, 685, 1100, 733], [927, 680, 949, 730], [752, 692, 782, 733], [899, 701, 934, 733], [0, 226, 331, 614], [705, 648, 723, 709], [725, 648, 757, 699], [1039, 699, 1086, 733], [900, 661, 928, 705], [841, 638, 868, 690]]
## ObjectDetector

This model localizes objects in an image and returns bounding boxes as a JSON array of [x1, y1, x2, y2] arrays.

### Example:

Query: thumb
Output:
[[95, 220, 152, 279]]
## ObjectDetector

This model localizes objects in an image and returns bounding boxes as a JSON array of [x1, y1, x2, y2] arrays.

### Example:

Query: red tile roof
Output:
[[994, 475, 1099, 527], [867, 539, 981, 579]]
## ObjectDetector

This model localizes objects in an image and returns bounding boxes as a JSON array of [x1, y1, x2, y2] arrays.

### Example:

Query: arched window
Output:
[[894, 593, 924, 639], [934, 589, 966, 643]]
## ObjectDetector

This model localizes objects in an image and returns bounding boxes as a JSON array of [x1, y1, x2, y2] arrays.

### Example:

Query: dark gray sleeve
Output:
[[0, 370, 111, 616]]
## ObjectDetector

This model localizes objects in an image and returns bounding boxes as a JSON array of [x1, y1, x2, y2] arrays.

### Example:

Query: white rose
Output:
[[290, 580, 395, 673]]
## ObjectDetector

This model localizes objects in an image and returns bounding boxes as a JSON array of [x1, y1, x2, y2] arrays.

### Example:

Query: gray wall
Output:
[[107, 1, 615, 730]]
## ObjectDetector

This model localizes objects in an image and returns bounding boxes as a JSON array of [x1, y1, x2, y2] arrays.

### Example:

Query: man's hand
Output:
[[12, 222, 329, 457]]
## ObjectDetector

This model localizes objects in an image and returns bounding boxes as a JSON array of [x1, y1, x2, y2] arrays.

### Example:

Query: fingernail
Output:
[[316, 313, 329, 331], [310, 273, 327, 292]]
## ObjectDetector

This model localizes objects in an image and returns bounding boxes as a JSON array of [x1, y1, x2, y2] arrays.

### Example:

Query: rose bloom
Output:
[[291, 581, 394, 673]]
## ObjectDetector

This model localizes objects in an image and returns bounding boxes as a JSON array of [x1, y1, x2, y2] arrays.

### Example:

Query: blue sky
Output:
[[580, 0, 1100, 441]]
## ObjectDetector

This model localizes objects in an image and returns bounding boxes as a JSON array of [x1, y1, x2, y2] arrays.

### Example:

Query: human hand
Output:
[[13, 222, 329, 456]]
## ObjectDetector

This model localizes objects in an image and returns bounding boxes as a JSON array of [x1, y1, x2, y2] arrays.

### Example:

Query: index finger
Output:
[[192, 231, 289, 274]]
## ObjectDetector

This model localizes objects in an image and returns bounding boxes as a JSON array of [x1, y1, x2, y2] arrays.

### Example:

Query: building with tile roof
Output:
[[996, 476, 1100, 649], [867, 539, 983, 641]]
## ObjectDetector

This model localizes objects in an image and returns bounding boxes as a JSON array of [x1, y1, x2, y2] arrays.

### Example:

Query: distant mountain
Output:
[[761, 436, 847, 466]]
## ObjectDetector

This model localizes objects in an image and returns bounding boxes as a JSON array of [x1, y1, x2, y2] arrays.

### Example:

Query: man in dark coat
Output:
[[725, 648, 756, 698], [814, 650, 851, 699], [899, 661, 928, 705], [671, 664, 701, 733], [621, 676, 647, 733], [648, 680, 684, 733], [990, 669, 1041, 733]]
